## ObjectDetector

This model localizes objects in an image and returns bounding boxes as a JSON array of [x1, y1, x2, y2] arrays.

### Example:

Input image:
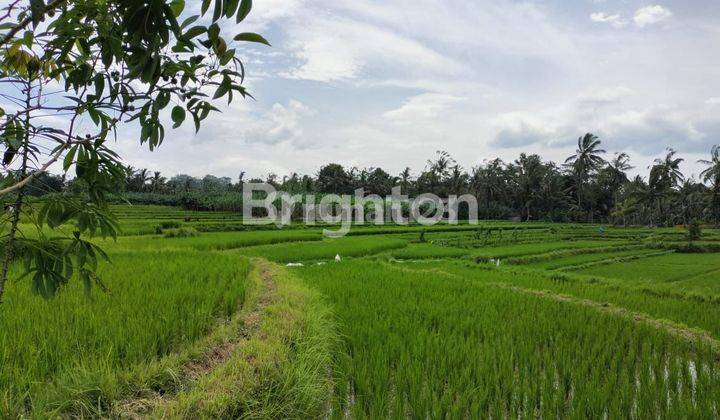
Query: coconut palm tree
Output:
[[399, 167, 412, 195], [150, 171, 166, 193], [605, 152, 633, 212], [565, 133, 606, 216], [607, 153, 633, 184], [471, 158, 508, 219], [652, 148, 684, 189], [699, 145, 720, 185], [699, 145, 720, 224]]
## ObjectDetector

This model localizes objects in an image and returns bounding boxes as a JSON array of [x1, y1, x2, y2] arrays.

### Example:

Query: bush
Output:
[[163, 228, 199, 238], [159, 221, 181, 229], [687, 219, 702, 242]]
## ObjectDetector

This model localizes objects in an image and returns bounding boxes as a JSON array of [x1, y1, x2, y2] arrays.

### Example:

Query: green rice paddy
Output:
[[2, 204, 719, 417]]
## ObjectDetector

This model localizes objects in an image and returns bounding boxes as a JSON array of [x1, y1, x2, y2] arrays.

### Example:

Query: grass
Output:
[[0, 250, 250, 416], [386, 242, 471, 259], [400, 260, 720, 339], [297, 261, 720, 417], [104, 229, 323, 252], [574, 252, 720, 282], [530, 249, 668, 270], [232, 236, 408, 263], [471, 239, 631, 260], [145, 261, 337, 418], [5, 204, 720, 417]]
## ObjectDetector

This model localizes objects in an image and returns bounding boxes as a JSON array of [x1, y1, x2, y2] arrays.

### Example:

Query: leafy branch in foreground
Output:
[[0, 0, 267, 301]]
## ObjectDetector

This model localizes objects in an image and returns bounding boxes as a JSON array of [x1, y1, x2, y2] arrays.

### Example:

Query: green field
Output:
[[2, 205, 720, 417]]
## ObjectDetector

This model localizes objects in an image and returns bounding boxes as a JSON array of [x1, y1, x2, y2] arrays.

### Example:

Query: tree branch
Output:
[[0, 0, 67, 47]]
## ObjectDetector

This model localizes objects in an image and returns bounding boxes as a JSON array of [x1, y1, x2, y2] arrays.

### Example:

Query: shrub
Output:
[[163, 228, 199, 238], [159, 221, 182, 229]]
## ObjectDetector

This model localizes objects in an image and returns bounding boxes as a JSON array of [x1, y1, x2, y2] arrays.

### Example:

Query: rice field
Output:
[[297, 262, 720, 418], [2, 205, 720, 417]]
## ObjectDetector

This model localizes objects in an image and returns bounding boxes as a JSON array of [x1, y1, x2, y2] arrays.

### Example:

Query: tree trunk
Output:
[[0, 84, 31, 303]]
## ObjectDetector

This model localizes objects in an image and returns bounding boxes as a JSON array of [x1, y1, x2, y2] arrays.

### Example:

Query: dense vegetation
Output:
[[27, 138, 720, 227], [2, 205, 720, 416]]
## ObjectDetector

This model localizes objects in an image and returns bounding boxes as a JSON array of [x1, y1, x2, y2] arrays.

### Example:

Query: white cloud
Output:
[[103, 0, 720, 181], [245, 100, 314, 145], [590, 12, 628, 28], [281, 14, 466, 84], [577, 86, 634, 106], [491, 111, 570, 148], [633, 5, 672, 28], [383, 93, 464, 122]]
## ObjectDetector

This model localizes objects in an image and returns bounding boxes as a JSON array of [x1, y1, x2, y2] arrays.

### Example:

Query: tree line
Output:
[[17, 134, 720, 227]]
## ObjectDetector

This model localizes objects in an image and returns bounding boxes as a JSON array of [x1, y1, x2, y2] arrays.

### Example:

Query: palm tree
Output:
[[699, 145, 720, 224], [136, 168, 152, 192], [607, 153, 632, 184], [513, 154, 545, 221], [150, 171, 166, 193], [699, 145, 720, 185], [399, 167, 412, 194], [425, 150, 455, 196], [677, 178, 704, 225], [606, 152, 633, 211], [652, 148, 684, 189], [447, 164, 468, 195], [565, 133, 606, 215], [471, 159, 507, 219]]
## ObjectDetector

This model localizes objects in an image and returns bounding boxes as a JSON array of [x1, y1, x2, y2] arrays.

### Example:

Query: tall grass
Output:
[[233, 236, 408, 263], [403, 260, 720, 338], [0, 250, 250, 415], [298, 262, 720, 417]]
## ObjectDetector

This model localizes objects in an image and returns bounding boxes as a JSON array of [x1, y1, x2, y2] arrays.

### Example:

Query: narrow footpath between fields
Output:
[[115, 259, 335, 419]]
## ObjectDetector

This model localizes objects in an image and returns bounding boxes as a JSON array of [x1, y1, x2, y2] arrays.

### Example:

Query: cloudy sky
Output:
[[117, 0, 719, 180]]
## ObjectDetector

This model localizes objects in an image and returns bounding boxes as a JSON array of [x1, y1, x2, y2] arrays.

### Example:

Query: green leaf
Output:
[[236, 0, 252, 23], [233, 32, 270, 46], [171, 105, 186, 128], [225, 0, 239, 18], [213, 77, 231, 99], [208, 23, 220, 43], [30, 0, 45, 27], [201, 0, 211, 15], [63, 145, 77, 171], [181, 15, 199, 29], [23, 31, 33, 48], [169, 0, 185, 16], [212, 0, 222, 22], [184, 25, 206, 40]]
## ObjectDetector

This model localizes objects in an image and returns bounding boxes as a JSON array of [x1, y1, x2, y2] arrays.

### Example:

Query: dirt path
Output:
[[116, 260, 277, 417], [181, 263, 276, 382]]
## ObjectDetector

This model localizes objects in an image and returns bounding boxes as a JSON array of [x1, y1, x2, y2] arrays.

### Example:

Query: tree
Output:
[[471, 158, 508, 219], [652, 148, 684, 189], [150, 171, 166, 193], [699, 145, 720, 225], [398, 167, 412, 195], [316, 163, 352, 194], [645, 148, 684, 225], [0, 0, 267, 301], [564, 133, 606, 214], [365, 167, 395, 197], [596, 152, 633, 221], [510, 154, 546, 221], [687, 219, 702, 244]]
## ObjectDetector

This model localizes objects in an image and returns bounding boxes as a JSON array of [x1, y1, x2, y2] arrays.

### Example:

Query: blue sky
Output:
[[115, 0, 720, 180]]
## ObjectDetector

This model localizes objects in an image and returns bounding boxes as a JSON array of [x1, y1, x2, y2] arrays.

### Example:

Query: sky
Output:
[[73, 1, 720, 180]]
